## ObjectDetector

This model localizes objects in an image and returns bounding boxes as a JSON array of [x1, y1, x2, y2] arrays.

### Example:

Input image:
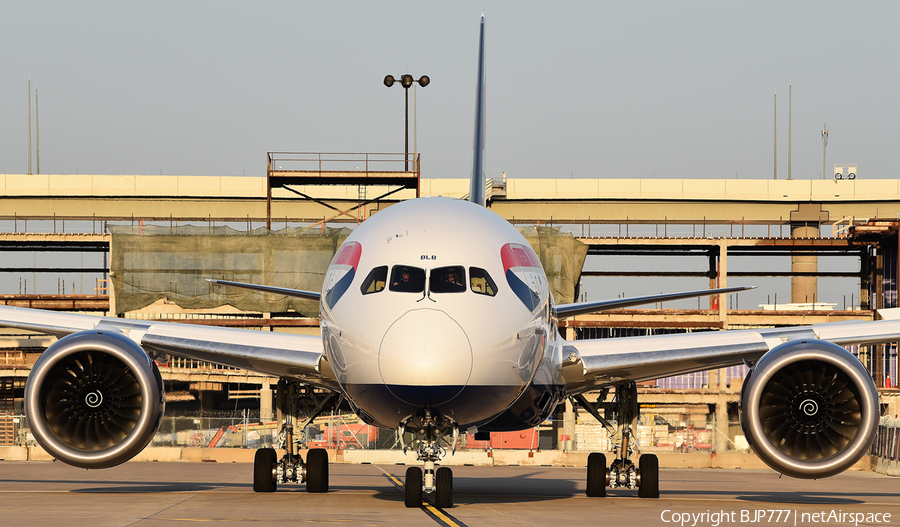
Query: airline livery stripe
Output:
[[500, 243, 540, 272], [332, 241, 362, 268]]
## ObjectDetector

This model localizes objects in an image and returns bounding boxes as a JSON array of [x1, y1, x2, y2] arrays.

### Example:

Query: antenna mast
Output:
[[27, 78, 32, 175], [35, 87, 40, 175], [788, 82, 792, 180], [821, 120, 828, 180]]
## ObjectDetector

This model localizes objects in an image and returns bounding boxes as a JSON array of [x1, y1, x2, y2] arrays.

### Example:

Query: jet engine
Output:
[[25, 330, 165, 469], [740, 339, 879, 479]]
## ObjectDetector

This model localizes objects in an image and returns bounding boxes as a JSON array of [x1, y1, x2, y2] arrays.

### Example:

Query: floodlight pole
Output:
[[384, 74, 430, 171], [405, 87, 409, 171]]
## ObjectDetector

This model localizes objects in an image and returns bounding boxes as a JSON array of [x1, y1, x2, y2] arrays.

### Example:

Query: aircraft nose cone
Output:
[[379, 309, 473, 406]]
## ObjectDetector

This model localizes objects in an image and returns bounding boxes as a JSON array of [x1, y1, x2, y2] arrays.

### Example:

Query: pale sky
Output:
[[3, 1, 900, 181], [2, 1, 897, 306]]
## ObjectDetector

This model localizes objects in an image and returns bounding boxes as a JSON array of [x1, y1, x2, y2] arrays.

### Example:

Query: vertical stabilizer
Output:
[[469, 13, 487, 207]]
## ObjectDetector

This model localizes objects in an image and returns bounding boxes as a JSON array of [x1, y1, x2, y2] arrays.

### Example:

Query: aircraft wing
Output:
[[0, 305, 337, 391], [205, 279, 322, 301], [555, 286, 755, 319], [561, 309, 900, 395]]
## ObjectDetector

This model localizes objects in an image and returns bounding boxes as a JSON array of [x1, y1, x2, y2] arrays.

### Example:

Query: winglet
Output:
[[469, 13, 487, 207], [877, 307, 900, 320]]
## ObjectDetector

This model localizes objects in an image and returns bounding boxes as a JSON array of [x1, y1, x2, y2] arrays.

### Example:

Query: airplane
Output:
[[0, 13, 894, 509]]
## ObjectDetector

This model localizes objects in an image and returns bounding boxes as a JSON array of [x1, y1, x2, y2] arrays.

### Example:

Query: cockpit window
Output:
[[360, 266, 388, 295], [431, 266, 466, 293], [469, 267, 497, 297], [389, 266, 426, 293]]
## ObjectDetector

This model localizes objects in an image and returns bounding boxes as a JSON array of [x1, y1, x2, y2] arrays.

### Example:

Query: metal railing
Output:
[[0, 411, 762, 453], [267, 152, 419, 174], [164, 357, 239, 371], [872, 423, 900, 461]]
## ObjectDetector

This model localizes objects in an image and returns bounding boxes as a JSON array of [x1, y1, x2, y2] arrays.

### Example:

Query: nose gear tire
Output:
[[435, 466, 453, 508], [405, 466, 423, 508]]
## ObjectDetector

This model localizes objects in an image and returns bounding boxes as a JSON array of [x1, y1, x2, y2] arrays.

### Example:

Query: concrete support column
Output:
[[109, 244, 118, 316], [714, 394, 729, 454], [561, 398, 576, 451], [874, 344, 885, 388], [260, 382, 273, 422], [875, 250, 884, 310], [860, 247, 872, 310], [791, 224, 819, 304], [718, 242, 728, 328]]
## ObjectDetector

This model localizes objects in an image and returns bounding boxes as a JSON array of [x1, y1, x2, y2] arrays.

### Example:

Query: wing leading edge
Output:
[[562, 308, 900, 395], [205, 279, 321, 301], [0, 305, 336, 391]]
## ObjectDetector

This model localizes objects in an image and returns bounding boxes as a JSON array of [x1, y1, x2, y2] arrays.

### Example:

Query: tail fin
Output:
[[469, 13, 487, 207]]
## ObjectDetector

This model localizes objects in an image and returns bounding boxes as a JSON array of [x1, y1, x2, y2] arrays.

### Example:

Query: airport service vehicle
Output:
[[0, 14, 892, 508]]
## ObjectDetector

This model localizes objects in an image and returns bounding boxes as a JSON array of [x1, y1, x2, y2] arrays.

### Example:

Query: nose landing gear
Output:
[[401, 413, 457, 509]]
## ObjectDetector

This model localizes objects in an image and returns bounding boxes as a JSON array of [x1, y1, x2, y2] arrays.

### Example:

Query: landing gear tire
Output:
[[405, 466, 423, 508], [586, 452, 607, 497], [306, 448, 329, 493], [638, 453, 659, 498], [434, 466, 453, 509], [253, 448, 277, 493]]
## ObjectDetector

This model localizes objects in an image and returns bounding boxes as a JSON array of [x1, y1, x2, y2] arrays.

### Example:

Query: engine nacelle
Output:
[[740, 339, 879, 479], [25, 330, 165, 469]]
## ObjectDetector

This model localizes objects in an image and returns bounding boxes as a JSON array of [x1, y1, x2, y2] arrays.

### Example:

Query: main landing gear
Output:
[[401, 412, 457, 509], [576, 382, 659, 498], [252, 445, 329, 493], [253, 381, 333, 493]]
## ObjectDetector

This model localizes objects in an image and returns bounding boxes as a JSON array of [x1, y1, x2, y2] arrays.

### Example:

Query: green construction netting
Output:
[[109, 224, 587, 316], [109, 225, 351, 316], [517, 226, 589, 305]]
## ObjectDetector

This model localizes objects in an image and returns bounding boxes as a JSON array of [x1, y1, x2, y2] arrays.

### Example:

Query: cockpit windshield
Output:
[[365, 264, 498, 298], [430, 266, 466, 293], [389, 266, 426, 293]]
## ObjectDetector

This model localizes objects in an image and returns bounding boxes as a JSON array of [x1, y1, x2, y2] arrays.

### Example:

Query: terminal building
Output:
[[1, 155, 899, 453]]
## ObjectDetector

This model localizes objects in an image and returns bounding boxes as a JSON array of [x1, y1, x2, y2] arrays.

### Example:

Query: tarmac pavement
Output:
[[0, 461, 897, 526]]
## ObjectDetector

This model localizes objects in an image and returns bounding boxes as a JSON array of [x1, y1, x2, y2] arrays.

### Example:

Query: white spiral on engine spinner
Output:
[[85, 391, 103, 408], [800, 398, 819, 416]]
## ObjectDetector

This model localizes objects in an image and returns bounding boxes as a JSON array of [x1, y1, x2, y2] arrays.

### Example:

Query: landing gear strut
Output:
[[576, 382, 659, 498], [252, 380, 332, 493], [401, 412, 456, 509]]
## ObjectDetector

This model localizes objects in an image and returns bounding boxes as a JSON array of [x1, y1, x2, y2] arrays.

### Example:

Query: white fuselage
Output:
[[319, 197, 565, 432]]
